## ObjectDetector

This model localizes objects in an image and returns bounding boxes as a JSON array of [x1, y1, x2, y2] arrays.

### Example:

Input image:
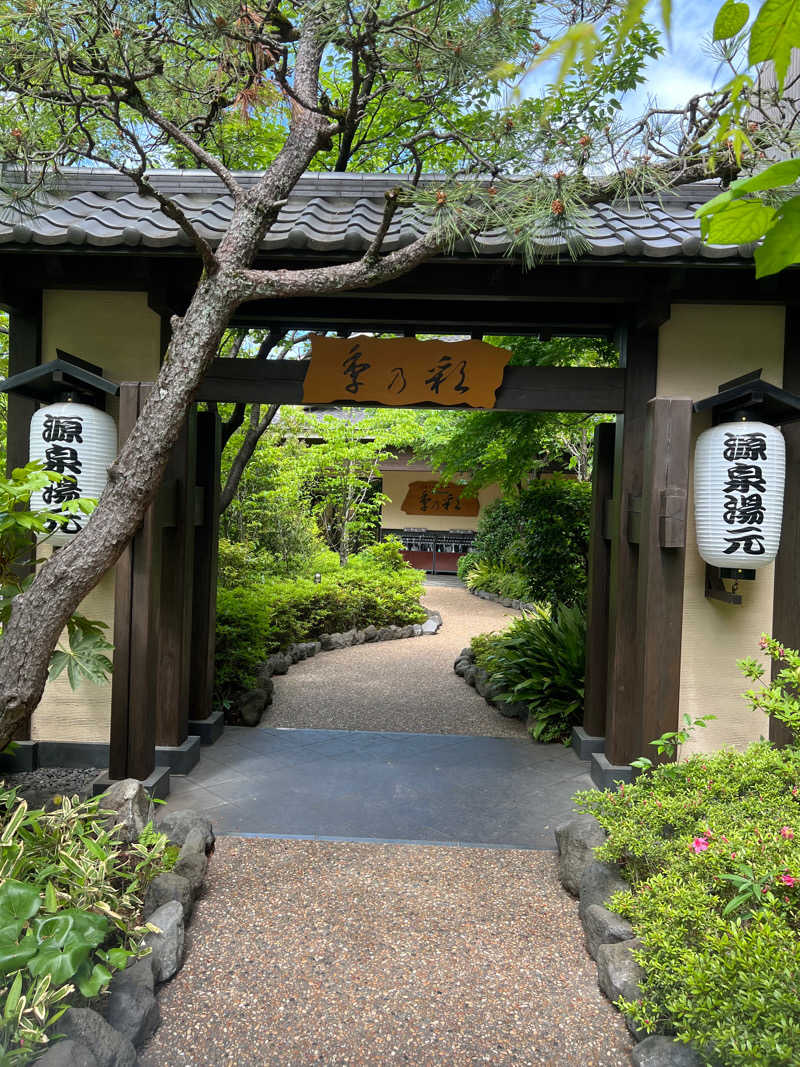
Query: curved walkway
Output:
[[267, 581, 528, 737]]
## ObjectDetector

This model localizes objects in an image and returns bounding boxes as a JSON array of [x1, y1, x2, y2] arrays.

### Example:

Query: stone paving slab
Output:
[[141, 837, 633, 1067], [163, 727, 593, 849]]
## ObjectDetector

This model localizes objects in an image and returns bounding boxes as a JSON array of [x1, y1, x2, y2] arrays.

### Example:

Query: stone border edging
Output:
[[453, 647, 529, 724], [232, 611, 444, 727], [36, 784, 214, 1067], [555, 815, 703, 1067], [465, 585, 535, 611]]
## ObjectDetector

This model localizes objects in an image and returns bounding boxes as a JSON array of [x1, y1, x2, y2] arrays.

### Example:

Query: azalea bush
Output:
[[576, 742, 800, 1065], [0, 786, 171, 1063]]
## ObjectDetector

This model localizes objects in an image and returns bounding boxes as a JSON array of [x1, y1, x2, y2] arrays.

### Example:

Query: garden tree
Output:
[[418, 336, 617, 492], [537, 0, 800, 276], [0, 312, 7, 473], [0, 0, 790, 750]]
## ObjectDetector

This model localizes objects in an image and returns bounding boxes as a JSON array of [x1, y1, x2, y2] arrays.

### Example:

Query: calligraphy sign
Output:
[[694, 420, 785, 570], [401, 481, 480, 517], [302, 336, 511, 408]]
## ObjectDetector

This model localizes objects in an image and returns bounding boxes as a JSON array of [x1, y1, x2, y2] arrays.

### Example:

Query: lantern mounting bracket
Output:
[[695, 370, 800, 427], [0, 350, 119, 409]]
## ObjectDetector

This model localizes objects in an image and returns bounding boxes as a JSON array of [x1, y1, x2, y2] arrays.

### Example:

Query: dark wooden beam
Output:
[[5, 297, 41, 477], [583, 422, 615, 738], [189, 410, 221, 721], [771, 304, 800, 747], [636, 396, 692, 763], [196, 360, 627, 413], [605, 325, 659, 765]]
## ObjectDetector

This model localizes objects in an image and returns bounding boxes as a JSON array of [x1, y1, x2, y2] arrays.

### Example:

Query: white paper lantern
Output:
[[694, 419, 785, 569], [29, 401, 118, 545]]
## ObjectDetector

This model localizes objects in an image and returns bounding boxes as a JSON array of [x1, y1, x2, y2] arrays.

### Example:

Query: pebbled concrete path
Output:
[[267, 581, 529, 737], [141, 837, 633, 1067]]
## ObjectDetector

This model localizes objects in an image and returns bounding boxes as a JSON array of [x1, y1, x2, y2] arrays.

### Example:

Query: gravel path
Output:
[[267, 583, 528, 738], [141, 836, 632, 1067]]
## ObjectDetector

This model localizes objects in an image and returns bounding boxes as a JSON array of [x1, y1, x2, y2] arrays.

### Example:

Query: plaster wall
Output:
[[380, 469, 500, 532], [657, 303, 785, 757], [31, 291, 161, 744]]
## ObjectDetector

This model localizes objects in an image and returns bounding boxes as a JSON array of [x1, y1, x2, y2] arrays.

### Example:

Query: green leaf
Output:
[[727, 158, 800, 196], [701, 197, 776, 244], [0, 881, 41, 925], [28, 942, 91, 985], [0, 933, 37, 977], [713, 0, 750, 39], [754, 196, 800, 277], [2, 971, 23, 1023], [748, 0, 800, 87], [75, 960, 112, 999], [43, 882, 58, 914]]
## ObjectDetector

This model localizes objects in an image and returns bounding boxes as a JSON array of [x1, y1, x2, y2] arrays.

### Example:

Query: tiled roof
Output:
[[0, 169, 753, 261]]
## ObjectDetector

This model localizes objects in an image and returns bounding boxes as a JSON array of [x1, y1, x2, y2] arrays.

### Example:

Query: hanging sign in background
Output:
[[302, 336, 511, 408], [401, 480, 480, 517]]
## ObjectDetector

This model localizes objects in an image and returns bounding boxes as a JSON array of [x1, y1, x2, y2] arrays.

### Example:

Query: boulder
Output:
[[474, 669, 491, 698], [453, 658, 469, 677], [143, 872, 193, 922], [412, 624, 423, 637], [376, 627, 394, 641], [157, 810, 214, 851], [100, 780, 153, 845], [596, 938, 644, 1003], [579, 859, 630, 922], [463, 665, 478, 687], [289, 644, 306, 662], [421, 611, 442, 634], [35, 1040, 98, 1067], [631, 1037, 703, 1067], [554, 815, 607, 895], [307, 641, 321, 657], [237, 689, 269, 727], [172, 825, 209, 897], [58, 1008, 137, 1067], [584, 903, 635, 960], [143, 899, 185, 982], [270, 652, 291, 675], [354, 630, 366, 644], [495, 699, 528, 720], [399, 625, 414, 639], [363, 625, 378, 642], [500, 596, 513, 607], [341, 629, 357, 646], [321, 633, 347, 651], [104, 960, 159, 1048], [459, 647, 474, 662]]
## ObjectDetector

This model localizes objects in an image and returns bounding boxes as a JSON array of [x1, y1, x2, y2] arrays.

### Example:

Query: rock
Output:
[[376, 627, 394, 641], [35, 1040, 98, 1067], [363, 625, 378, 642], [271, 652, 291, 675], [143, 900, 185, 982], [100, 780, 153, 845], [105, 960, 159, 1047], [157, 810, 214, 851], [354, 630, 366, 644], [459, 647, 474, 662], [306, 641, 320, 657], [172, 825, 209, 897], [463, 665, 478, 687], [421, 611, 442, 635], [58, 1007, 137, 1067], [596, 938, 644, 1003], [453, 658, 469, 677], [237, 689, 268, 727], [631, 1037, 703, 1067], [474, 669, 490, 698], [321, 632, 347, 651], [143, 872, 193, 922], [554, 815, 607, 895], [500, 596, 513, 607], [341, 629, 357, 646], [399, 625, 414, 639], [584, 903, 635, 960], [579, 859, 630, 922], [495, 699, 528, 719], [412, 624, 423, 637], [289, 644, 306, 662]]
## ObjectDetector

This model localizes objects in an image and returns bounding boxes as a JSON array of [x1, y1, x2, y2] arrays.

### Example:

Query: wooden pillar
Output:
[[583, 421, 615, 738], [605, 324, 659, 765], [636, 397, 692, 762], [109, 384, 161, 781], [189, 409, 221, 721], [154, 410, 197, 747], [771, 304, 800, 747]]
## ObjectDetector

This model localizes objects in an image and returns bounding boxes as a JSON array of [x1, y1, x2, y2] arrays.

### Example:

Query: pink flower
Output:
[[780, 826, 794, 840], [692, 838, 709, 854], [780, 874, 796, 887]]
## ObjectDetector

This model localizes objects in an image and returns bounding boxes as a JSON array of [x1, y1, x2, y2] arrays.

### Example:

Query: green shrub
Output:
[[0, 788, 171, 1062], [457, 551, 479, 582], [214, 550, 426, 706], [469, 630, 504, 670], [576, 743, 800, 1065], [479, 602, 585, 741], [472, 478, 590, 605]]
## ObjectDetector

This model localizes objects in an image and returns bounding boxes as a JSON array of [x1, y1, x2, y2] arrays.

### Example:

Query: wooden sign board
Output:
[[401, 480, 480, 517], [302, 335, 511, 408]]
